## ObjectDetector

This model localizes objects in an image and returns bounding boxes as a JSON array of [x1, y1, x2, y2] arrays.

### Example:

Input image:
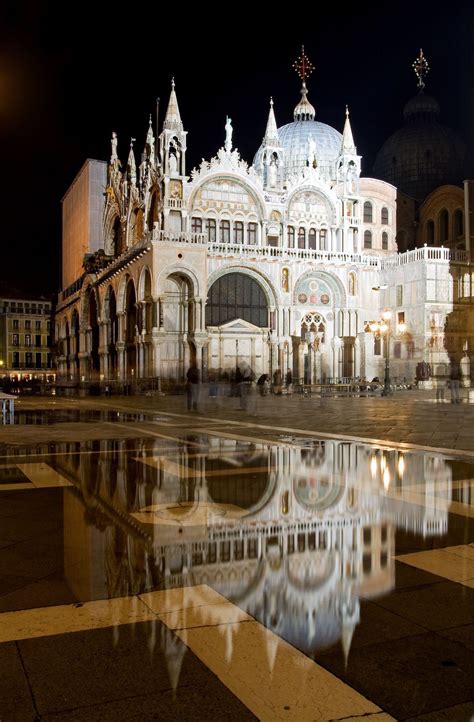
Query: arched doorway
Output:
[[88, 292, 100, 380], [300, 312, 326, 384], [105, 286, 118, 379], [160, 273, 195, 381], [205, 272, 270, 378], [124, 281, 137, 380], [71, 310, 80, 380]]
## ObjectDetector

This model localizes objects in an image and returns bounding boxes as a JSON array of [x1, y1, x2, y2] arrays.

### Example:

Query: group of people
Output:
[[185, 364, 294, 411]]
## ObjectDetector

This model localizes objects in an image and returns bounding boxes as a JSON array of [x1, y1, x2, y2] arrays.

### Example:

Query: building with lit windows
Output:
[[0, 296, 55, 384], [55, 50, 474, 391]]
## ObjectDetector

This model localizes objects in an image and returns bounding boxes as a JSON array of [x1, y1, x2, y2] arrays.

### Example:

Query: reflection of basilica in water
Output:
[[43, 432, 453, 686]]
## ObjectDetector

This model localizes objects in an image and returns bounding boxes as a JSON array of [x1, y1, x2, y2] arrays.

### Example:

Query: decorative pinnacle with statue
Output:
[[225, 116, 233, 153]]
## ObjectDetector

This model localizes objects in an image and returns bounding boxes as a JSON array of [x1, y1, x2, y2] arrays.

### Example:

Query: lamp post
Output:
[[366, 311, 406, 396]]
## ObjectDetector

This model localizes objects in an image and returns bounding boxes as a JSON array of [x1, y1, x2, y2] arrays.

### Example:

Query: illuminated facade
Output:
[[55, 51, 473, 390], [0, 296, 55, 383]]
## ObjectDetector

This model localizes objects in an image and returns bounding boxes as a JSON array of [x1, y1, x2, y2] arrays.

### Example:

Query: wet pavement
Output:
[[0, 396, 474, 720]]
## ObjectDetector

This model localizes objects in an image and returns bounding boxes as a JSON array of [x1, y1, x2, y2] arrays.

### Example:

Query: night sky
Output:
[[1, 2, 473, 297]]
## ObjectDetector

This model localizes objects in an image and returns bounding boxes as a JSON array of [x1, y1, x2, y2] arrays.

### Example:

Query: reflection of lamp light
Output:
[[370, 456, 377, 478], [398, 454, 405, 478], [383, 467, 390, 490]]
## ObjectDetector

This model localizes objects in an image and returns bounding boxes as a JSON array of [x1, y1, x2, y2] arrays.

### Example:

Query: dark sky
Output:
[[1, 2, 473, 296]]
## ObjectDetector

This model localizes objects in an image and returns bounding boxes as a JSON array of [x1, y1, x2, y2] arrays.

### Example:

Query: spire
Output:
[[412, 48, 430, 92], [146, 114, 155, 165], [263, 97, 280, 145], [341, 106, 356, 154], [292, 46, 316, 121], [127, 138, 136, 186], [163, 77, 183, 131]]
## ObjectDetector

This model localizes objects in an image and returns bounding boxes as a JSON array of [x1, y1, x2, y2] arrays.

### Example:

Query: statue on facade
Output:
[[111, 132, 119, 165], [269, 156, 278, 188], [225, 116, 233, 153]]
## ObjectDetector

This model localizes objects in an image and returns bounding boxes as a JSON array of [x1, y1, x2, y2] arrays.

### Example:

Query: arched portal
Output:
[[89, 292, 100, 378], [124, 281, 137, 379], [105, 286, 118, 378]]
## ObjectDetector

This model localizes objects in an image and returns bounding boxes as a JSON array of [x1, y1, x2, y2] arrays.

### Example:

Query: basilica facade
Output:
[[55, 53, 472, 390]]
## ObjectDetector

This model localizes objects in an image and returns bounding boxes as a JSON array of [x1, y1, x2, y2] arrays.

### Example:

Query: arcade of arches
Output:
[[57, 269, 362, 388]]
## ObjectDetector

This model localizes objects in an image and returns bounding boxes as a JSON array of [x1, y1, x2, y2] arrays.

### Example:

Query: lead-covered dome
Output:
[[373, 91, 466, 200], [253, 80, 342, 183], [276, 120, 342, 181]]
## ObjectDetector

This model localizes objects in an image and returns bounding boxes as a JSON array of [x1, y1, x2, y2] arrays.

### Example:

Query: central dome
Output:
[[253, 120, 342, 183], [278, 120, 342, 181]]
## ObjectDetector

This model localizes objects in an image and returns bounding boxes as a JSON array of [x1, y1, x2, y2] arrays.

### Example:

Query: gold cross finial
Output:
[[292, 45, 314, 83], [412, 48, 430, 90]]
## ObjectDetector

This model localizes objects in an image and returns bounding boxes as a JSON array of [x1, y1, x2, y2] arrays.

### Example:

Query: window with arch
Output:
[[248, 222, 257, 244], [206, 218, 216, 243], [320, 229, 327, 251], [348, 272, 357, 296], [220, 220, 230, 243], [382, 231, 388, 250], [191, 217, 202, 234], [308, 228, 317, 249], [381, 207, 389, 224], [205, 272, 268, 327], [300, 312, 325, 343], [426, 219, 435, 243], [439, 209, 449, 243], [364, 230, 372, 249], [454, 209, 463, 239], [363, 201, 373, 223], [298, 227, 306, 249], [234, 221, 244, 244], [288, 226, 295, 248]]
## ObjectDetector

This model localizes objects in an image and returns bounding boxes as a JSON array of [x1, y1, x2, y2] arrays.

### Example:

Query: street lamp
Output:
[[365, 311, 406, 396]]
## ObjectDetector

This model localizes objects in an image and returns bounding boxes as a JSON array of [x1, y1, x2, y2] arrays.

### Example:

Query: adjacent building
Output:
[[0, 295, 55, 383]]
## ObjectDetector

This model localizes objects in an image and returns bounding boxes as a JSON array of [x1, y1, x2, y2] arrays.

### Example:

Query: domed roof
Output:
[[253, 120, 342, 182], [373, 91, 466, 200]]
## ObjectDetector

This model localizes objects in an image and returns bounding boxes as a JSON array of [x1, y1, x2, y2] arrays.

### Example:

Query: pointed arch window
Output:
[[320, 229, 327, 251], [298, 228, 306, 249], [308, 228, 317, 249], [363, 202, 373, 223]]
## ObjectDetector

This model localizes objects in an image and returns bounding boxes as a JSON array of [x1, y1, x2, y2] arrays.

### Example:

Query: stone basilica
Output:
[[55, 50, 473, 390]]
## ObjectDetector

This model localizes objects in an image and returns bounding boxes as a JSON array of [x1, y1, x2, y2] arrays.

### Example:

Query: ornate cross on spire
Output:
[[412, 48, 430, 90], [292, 46, 314, 82]]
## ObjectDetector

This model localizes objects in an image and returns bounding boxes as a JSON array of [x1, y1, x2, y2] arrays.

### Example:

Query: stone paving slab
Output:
[[1, 389, 474, 453]]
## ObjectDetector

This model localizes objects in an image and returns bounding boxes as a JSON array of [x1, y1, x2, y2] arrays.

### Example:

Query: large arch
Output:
[[206, 272, 269, 328], [188, 172, 266, 221], [293, 269, 347, 309], [104, 285, 118, 378], [207, 265, 279, 309], [124, 279, 137, 379]]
